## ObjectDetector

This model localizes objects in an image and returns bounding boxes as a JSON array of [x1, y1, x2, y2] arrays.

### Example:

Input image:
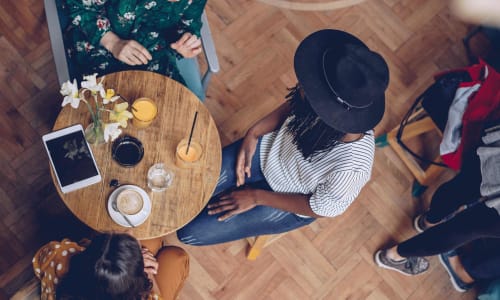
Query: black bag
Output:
[[396, 71, 472, 167]]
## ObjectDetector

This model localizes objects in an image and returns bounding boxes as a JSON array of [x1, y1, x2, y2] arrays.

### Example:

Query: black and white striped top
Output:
[[260, 117, 375, 217]]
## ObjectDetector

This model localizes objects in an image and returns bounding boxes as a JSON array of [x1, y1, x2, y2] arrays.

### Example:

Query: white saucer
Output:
[[107, 185, 151, 227]]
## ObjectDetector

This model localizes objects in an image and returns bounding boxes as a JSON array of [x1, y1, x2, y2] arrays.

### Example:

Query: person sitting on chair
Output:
[[176, 29, 390, 246], [33, 232, 189, 300], [63, 0, 206, 85]]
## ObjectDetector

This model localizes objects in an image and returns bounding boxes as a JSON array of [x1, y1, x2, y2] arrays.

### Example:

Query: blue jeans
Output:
[[177, 138, 315, 245]]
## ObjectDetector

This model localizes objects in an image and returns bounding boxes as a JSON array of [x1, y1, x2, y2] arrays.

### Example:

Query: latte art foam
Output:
[[117, 189, 144, 215]]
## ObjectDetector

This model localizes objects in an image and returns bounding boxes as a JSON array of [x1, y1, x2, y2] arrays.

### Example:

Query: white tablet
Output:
[[42, 124, 102, 194]]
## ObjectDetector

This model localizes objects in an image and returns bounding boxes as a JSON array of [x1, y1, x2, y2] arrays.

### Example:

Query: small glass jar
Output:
[[147, 163, 174, 192]]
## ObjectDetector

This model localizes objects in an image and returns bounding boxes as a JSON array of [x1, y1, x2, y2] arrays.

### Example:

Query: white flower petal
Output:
[[81, 73, 105, 95], [104, 123, 122, 142]]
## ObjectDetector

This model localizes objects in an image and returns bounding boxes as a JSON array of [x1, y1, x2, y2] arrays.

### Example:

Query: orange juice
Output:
[[176, 139, 202, 168], [132, 98, 157, 128]]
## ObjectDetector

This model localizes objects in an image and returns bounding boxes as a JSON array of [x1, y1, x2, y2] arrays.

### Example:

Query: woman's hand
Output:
[[236, 132, 259, 187], [141, 247, 158, 277], [208, 188, 259, 221], [101, 31, 152, 65], [170, 32, 202, 58]]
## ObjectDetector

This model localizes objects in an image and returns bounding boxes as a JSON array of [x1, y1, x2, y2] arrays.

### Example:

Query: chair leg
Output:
[[411, 180, 428, 197], [375, 134, 389, 148], [246, 235, 271, 260]]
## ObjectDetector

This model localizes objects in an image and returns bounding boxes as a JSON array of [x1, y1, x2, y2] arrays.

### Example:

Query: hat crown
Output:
[[337, 57, 368, 89], [322, 44, 388, 110], [294, 29, 389, 133]]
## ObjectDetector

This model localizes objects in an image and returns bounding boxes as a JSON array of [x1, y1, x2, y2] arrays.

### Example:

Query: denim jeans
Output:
[[177, 138, 315, 245]]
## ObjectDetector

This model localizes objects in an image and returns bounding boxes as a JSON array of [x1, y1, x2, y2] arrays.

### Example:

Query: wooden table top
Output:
[[52, 71, 221, 239]]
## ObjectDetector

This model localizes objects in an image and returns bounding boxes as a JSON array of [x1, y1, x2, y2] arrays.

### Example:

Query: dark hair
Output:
[[286, 84, 347, 161], [56, 233, 152, 300]]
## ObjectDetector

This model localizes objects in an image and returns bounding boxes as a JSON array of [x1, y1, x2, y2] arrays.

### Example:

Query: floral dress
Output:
[[63, 0, 207, 84]]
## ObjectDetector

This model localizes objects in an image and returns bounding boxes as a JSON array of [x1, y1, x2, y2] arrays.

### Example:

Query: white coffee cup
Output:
[[116, 189, 144, 215]]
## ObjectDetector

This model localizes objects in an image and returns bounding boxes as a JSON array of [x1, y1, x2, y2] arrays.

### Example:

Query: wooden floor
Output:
[[0, 0, 484, 299]]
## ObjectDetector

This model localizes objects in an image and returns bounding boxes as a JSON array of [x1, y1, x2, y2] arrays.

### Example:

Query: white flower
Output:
[[123, 12, 136, 20], [182, 19, 193, 26], [148, 63, 159, 71], [75, 41, 85, 52], [145, 1, 157, 9], [149, 32, 159, 39], [60, 79, 81, 108], [72, 15, 81, 26], [104, 123, 122, 142], [81, 73, 105, 96]]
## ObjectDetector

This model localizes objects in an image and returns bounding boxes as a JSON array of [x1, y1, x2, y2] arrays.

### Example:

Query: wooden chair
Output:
[[375, 67, 477, 197], [44, 0, 219, 101], [246, 234, 286, 260], [379, 106, 447, 196]]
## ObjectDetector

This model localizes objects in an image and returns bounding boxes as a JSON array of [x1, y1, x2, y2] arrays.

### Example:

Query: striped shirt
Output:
[[260, 117, 375, 217]]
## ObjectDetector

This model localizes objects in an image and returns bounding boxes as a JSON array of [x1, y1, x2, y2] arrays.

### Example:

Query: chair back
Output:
[[44, 0, 72, 84]]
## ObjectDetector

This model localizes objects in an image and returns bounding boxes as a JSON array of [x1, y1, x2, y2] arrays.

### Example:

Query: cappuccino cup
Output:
[[116, 189, 144, 215]]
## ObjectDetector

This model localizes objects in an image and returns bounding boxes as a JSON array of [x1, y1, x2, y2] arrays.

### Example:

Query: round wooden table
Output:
[[51, 71, 221, 239]]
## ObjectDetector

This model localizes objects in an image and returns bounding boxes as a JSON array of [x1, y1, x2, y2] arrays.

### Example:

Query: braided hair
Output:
[[286, 84, 347, 161]]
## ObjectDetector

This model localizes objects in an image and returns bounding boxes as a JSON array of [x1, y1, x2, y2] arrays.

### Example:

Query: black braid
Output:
[[286, 84, 346, 161]]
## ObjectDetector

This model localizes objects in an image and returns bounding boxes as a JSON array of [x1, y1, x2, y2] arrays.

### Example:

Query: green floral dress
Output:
[[64, 0, 207, 84]]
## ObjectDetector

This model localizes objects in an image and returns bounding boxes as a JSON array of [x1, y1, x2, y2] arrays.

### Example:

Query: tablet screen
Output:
[[45, 130, 99, 187]]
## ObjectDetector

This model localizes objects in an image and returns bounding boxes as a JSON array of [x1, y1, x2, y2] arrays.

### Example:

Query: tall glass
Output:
[[132, 97, 158, 128], [175, 138, 203, 168]]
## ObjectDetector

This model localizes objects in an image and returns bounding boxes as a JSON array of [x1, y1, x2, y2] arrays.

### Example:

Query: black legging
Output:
[[426, 155, 482, 224], [397, 203, 500, 257], [397, 155, 500, 258]]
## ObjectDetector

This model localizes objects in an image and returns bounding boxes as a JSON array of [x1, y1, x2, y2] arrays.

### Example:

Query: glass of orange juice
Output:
[[132, 97, 158, 128], [175, 138, 203, 168]]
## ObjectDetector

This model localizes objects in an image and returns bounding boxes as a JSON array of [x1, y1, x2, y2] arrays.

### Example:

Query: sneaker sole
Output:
[[374, 250, 413, 276], [438, 254, 467, 292], [413, 215, 424, 233]]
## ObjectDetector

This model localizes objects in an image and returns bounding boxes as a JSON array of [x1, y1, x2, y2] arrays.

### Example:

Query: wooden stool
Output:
[[245, 233, 286, 260], [378, 106, 447, 196]]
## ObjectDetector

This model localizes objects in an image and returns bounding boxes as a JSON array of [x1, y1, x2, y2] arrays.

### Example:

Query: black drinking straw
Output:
[[186, 111, 198, 155], [119, 94, 138, 112]]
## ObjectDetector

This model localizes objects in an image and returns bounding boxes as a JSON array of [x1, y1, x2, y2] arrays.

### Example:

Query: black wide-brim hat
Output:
[[294, 30, 389, 133]]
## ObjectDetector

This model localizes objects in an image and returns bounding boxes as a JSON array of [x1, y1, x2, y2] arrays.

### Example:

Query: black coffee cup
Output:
[[112, 135, 144, 167]]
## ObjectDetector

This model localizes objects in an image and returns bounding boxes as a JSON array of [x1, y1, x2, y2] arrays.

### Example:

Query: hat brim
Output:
[[294, 30, 386, 133]]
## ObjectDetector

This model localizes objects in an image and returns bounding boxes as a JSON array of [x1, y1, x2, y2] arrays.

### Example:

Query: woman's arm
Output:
[[236, 102, 291, 186], [142, 247, 161, 295], [66, 0, 151, 64], [177, 0, 208, 37], [208, 188, 322, 220], [100, 32, 152, 65], [170, 0, 207, 58]]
